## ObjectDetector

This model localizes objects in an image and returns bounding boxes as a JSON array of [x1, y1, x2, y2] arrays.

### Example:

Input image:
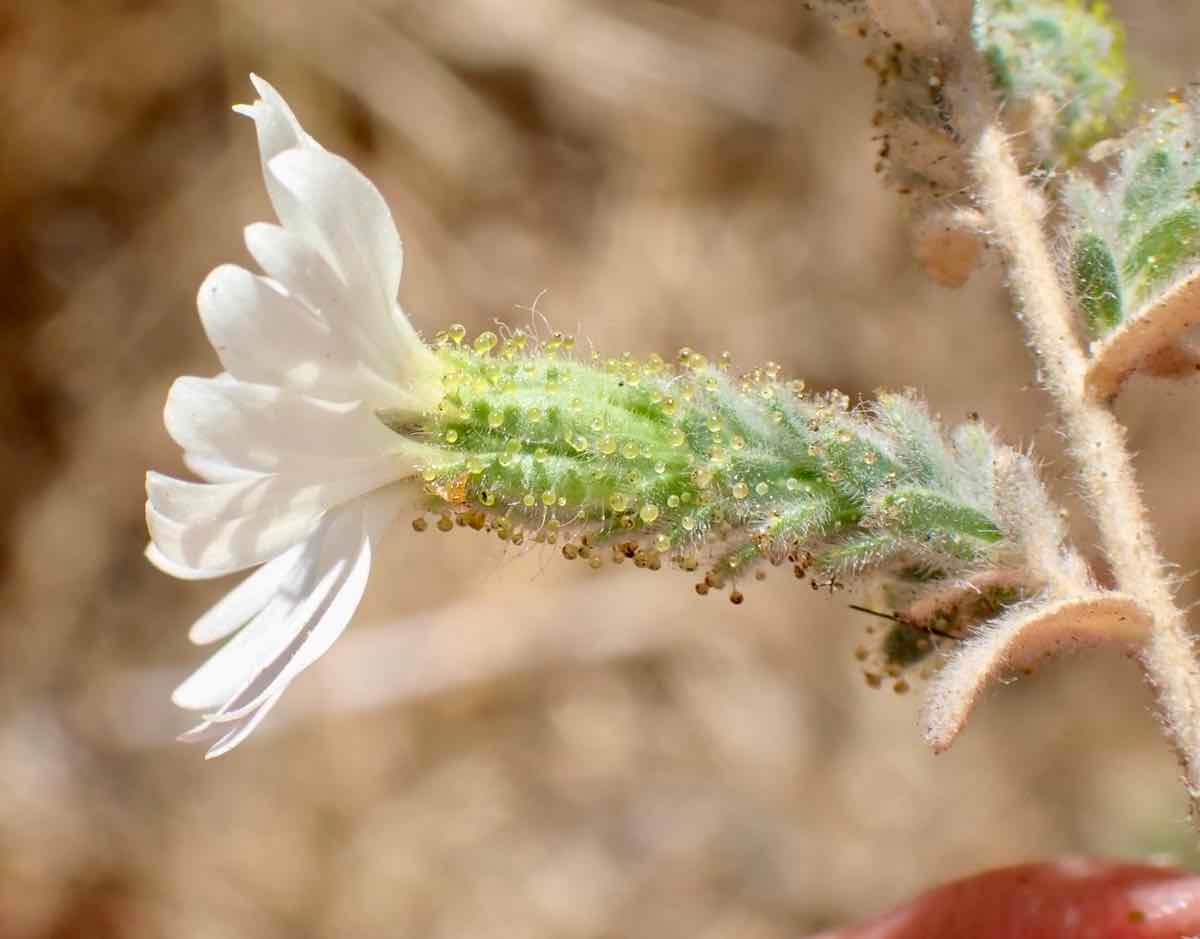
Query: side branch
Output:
[[970, 126, 1200, 809]]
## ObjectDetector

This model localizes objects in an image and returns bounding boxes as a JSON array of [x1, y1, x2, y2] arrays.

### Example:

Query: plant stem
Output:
[[970, 124, 1200, 812]]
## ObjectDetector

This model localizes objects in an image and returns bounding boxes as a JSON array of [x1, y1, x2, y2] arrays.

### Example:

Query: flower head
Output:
[[147, 76, 441, 756], [150, 78, 1068, 760]]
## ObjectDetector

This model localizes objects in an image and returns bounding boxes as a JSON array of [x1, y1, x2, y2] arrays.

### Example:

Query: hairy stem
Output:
[[971, 124, 1200, 811]]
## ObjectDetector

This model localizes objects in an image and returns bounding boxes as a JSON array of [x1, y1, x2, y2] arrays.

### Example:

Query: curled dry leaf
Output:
[[1085, 269, 1200, 401], [921, 593, 1152, 752], [901, 568, 1028, 628], [1140, 340, 1200, 379], [912, 206, 986, 288]]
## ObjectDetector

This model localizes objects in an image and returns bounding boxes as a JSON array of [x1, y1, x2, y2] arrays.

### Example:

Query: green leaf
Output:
[[1119, 148, 1175, 239], [1121, 206, 1200, 305], [1072, 232, 1123, 339]]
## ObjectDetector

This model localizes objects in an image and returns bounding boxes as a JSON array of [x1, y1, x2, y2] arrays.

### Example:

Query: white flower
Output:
[[147, 76, 443, 757]]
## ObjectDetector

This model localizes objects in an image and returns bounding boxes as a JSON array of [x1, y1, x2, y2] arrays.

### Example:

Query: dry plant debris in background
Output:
[[11, 1, 1200, 937]]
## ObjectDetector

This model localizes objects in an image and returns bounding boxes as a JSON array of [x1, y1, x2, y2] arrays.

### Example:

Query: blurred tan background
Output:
[[4, 1, 1200, 936]]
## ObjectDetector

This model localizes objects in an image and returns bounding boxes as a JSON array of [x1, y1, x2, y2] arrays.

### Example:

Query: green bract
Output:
[[386, 328, 1042, 614], [1065, 97, 1200, 341]]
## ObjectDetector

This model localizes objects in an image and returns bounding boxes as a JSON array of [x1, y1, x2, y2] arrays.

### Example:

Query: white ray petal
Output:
[[264, 147, 413, 348], [146, 543, 231, 581], [203, 518, 373, 725], [198, 264, 335, 385], [175, 490, 403, 736], [235, 74, 322, 232], [202, 691, 285, 759], [243, 222, 438, 406], [146, 501, 320, 576], [171, 538, 339, 711], [187, 543, 306, 645], [203, 488, 404, 725], [241, 74, 316, 158], [163, 376, 403, 474], [146, 461, 402, 526], [183, 454, 263, 484]]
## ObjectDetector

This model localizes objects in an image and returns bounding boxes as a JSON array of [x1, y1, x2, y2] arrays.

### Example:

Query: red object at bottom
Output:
[[809, 859, 1200, 938]]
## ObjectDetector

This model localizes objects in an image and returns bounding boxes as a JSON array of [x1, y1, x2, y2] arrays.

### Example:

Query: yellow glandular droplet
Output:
[[864, 450, 877, 465], [668, 428, 686, 447], [640, 503, 660, 524], [655, 534, 671, 552], [534, 447, 549, 463], [599, 435, 617, 456], [667, 494, 680, 508], [467, 456, 485, 474], [542, 491, 556, 507], [422, 467, 438, 482], [681, 515, 697, 532], [571, 434, 589, 453], [522, 494, 536, 507], [528, 407, 544, 423], [654, 461, 666, 475], [488, 411, 504, 429], [707, 416, 722, 433], [785, 477, 800, 492], [444, 429, 459, 444], [473, 331, 498, 355], [731, 435, 746, 451], [694, 468, 713, 489], [755, 481, 769, 496], [609, 493, 629, 513], [482, 491, 496, 506], [621, 441, 639, 460], [732, 481, 749, 499], [448, 324, 467, 345]]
